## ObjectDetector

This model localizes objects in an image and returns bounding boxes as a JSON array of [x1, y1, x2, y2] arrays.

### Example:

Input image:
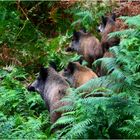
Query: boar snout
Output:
[[27, 85, 36, 92], [65, 47, 74, 52], [96, 26, 100, 32]]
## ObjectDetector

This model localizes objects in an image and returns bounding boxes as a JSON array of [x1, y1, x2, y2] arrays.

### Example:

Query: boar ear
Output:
[[112, 13, 116, 21], [40, 67, 48, 80], [67, 62, 76, 74], [73, 30, 81, 41], [80, 27, 86, 33], [49, 61, 57, 71], [101, 16, 107, 26]]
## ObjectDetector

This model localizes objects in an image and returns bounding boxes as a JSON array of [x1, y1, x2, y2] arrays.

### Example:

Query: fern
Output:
[[109, 15, 140, 39], [70, 1, 112, 36], [118, 117, 140, 139], [120, 15, 140, 28], [0, 68, 52, 139]]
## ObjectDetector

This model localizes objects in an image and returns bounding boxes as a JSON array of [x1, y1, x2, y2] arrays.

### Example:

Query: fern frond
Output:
[[64, 118, 93, 139], [118, 117, 140, 138], [51, 116, 75, 130], [109, 29, 136, 38], [120, 15, 140, 28], [110, 46, 120, 57]]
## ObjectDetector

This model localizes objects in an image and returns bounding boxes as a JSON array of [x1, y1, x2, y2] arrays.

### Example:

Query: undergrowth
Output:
[[1, 1, 140, 139], [0, 67, 53, 138]]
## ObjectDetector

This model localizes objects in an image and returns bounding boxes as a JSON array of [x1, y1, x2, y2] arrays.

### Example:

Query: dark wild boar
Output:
[[98, 13, 120, 52], [66, 30, 103, 67], [27, 67, 69, 124], [60, 62, 98, 88]]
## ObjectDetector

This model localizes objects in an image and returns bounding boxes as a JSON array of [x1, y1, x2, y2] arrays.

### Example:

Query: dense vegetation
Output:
[[0, 1, 140, 139]]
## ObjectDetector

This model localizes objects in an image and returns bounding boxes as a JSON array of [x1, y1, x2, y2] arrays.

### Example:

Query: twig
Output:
[[14, 0, 29, 44], [17, 0, 29, 20], [13, 19, 28, 44], [28, 1, 42, 14], [23, 52, 48, 67]]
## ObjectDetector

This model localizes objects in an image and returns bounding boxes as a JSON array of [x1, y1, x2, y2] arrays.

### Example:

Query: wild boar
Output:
[[27, 67, 70, 123], [60, 62, 98, 88], [66, 30, 103, 67], [98, 13, 120, 52]]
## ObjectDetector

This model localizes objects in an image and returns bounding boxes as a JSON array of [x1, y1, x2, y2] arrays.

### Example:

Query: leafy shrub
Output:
[[0, 67, 53, 139], [0, 1, 76, 72], [1, 1, 140, 139], [70, 1, 113, 38]]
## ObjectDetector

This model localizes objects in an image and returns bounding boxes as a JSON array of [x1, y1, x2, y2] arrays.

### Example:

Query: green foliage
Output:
[[21, 1, 74, 37], [0, 1, 140, 139], [70, 1, 112, 37], [53, 92, 140, 139], [109, 15, 140, 39], [0, 1, 75, 72], [119, 117, 140, 138], [0, 67, 53, 139]]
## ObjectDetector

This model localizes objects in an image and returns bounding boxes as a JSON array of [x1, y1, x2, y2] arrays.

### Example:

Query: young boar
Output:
[[98, 13, 120, 52], [66, 30, 103, 67], [60, 62, 98, 88], [27, 67, 69, 123]]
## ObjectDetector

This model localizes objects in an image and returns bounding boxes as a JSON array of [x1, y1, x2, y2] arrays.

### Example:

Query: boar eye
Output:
[[37, 77, 41, 80], [64, 68, 71, 74], [72, 38, 75, 41], [64, 68, 67, 72], [35, 73, 39, 77]]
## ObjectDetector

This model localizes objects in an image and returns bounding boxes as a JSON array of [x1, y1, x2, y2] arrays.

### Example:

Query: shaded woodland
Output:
[[0, 1, 140, 139]]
